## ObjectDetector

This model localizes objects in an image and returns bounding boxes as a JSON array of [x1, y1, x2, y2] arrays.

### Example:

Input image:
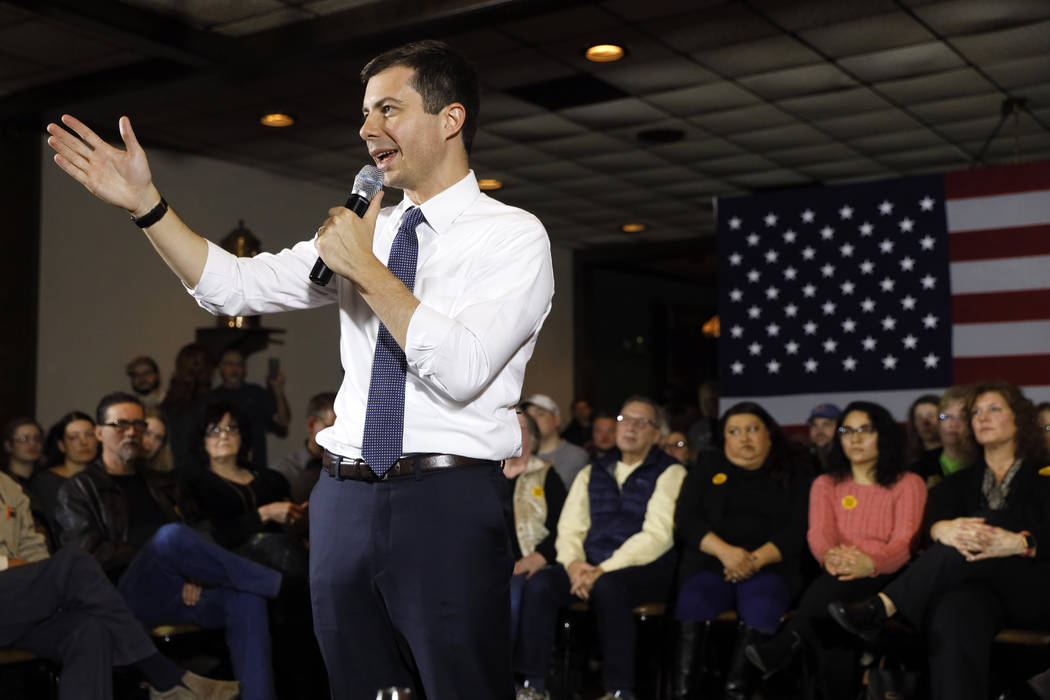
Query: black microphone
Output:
[[310, 165, 385, 286]]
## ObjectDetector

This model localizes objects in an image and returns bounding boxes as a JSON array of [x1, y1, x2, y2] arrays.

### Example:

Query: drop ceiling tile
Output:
[[210, 135, 320, 162], [766, 142, 863, 165], [981, 55, 1050, 90], [0, 6, 32, 29], [476, 48, 576, 89], [450, 29, 523, 59], [748, 0, 898, 31], [838, 42, 965, 82], [594, 56, 719, 95], [814, 108, 925, 138], [560, 97, 669, 129], [499, 5, 623, 44], [694, 35, 824, 77], [799, 12, 934, 58], [850, 129, 945, 153], [800, 158, 891, 179], [663, 179, 731, 197], [648, 139, 747, 164], [0, 51, 46, 82], [688, 103, 796, 135], [533, 132, 631, 158], [875, 67, 996, 103], [557, 175, 631, 197], [732, 123, 829, 150], [303, 0, 384, 16], [588, 188, 653, 206], [951, 20, 1050, 64], [738, 63, 856, 100], [578, 149, 669, 172], [879, 144, 970, 167], [546, 29, 677, 74], [478, 91, 546, 122], [470, 130, 516, 152], [619, 166, 704, 187], [216, 7, 312, 36], [728, 169, 814, 188], [471, 144, 553, 170], [512, 160, 602, 181], [776, 86, 893, 119], [648, 4, 779, 54], [485, 113, 590, 142], [286, 149, 360, 175], [124, 0, 285, 27], [647, 82, 760, 117], [696, 153, 779, 175], [600, 0, 721, 22], [909, 92, 1005, 122], [911, 0, 1050, 36], [0, 20, 118, 66], [936, 115, 1006, 141]]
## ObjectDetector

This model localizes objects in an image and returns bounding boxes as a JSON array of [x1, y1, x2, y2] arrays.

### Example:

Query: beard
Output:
[[117, 441, 144, 463]]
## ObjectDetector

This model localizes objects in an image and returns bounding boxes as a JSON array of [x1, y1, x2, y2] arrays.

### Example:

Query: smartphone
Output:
[[268, 357, 280, 380]]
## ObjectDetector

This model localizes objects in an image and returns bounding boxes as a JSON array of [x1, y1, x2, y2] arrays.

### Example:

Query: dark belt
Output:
[[322, 450, 499, 482]]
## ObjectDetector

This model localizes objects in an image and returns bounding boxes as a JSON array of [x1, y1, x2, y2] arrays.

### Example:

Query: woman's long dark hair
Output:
[[189, 401, 253, 479], [827, 401, 905, 487], [44, 411, 95, 468], [163, 343, 215, 409], [717, 401, 793, 486]]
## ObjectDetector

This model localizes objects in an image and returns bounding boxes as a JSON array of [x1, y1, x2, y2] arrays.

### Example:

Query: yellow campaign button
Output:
[[712, 473, 727, 485], [532, 486, 545, 497], [1039, 465, 1050, 476], [842, 495, 858, 510]]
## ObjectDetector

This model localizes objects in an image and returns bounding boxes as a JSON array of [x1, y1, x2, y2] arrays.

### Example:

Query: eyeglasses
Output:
[[938, 413, 963, 423], [838, 424, 876, 436], [206, 424, 240, 436], [617, 414, 657, 429], [664, 440, 687, 449], [102, 420, 147, 433], [11, 434, 42, 444], [726, 424, 764, 437], [1042, 425, 1050, 432]]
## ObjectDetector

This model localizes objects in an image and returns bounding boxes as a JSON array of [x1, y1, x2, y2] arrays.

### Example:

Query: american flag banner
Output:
[[717, 160, 1050, 426]]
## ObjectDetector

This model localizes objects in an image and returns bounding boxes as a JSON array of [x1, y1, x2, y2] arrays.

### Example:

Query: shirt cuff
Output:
[[404, 302, 455, 368], [0, 555, 8, 571]]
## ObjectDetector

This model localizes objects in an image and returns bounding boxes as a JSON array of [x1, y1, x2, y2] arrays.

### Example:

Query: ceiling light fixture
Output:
[[478, 178, 503, 191], [260, 112, 294, 127], [622, 222, 645, 233], [585, 44, 626, 63]]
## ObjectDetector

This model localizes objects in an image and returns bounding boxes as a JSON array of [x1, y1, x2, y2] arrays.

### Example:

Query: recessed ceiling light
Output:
[[478, 178, 503, 191], [622, 222, 645, 233], [585, 44, 625, 63], [260, 112, 294, 127]]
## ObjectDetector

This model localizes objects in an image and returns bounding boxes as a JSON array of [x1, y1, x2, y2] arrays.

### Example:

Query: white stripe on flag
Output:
[[949, 255, 1050, 294], [721, 385, 1050, 426], [947, 190, 1050, 232], [953, 321, 1050, 357]]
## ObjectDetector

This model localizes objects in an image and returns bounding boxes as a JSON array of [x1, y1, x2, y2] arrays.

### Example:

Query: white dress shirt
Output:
[[188, 171, 554, 461]]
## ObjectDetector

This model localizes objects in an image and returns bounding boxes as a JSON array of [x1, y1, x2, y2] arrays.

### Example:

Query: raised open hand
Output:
[[45, 115, 157, 215]]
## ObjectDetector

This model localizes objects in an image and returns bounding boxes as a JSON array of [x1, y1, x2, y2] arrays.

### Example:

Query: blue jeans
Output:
[[118, 523, 282, 700], [675, 569, 790, 633], [509, 572, 527, 644]]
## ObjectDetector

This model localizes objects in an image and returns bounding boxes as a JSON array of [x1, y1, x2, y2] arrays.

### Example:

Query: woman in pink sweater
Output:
[[745, 401, 926, 699]]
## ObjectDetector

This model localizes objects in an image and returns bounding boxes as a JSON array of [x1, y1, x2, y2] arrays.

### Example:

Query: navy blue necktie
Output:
[[362, 206, 423, 476]]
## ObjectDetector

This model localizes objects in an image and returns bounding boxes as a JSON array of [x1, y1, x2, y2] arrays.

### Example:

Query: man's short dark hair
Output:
[[307, 392, 338, 419], [360, 40, 480, 154], [126, 355, 159, 375], [96, 391, 143, 425]]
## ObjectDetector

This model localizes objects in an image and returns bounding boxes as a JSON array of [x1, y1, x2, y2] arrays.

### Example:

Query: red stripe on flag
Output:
[[949, 224, 1050, 262], [946, 159, 1050, 199], [952, 289, 1050, 323], [953, 355, 1050, 385]]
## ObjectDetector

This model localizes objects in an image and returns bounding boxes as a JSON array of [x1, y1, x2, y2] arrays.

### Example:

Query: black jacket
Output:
[[55, 460, 201, 577]]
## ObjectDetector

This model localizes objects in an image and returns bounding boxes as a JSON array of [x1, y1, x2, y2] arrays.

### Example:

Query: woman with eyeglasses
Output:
[[671, 402, 811, 700], [829, 382, 1050, 700], [2, 417, 44, 489], [745, 401, 925, 699]]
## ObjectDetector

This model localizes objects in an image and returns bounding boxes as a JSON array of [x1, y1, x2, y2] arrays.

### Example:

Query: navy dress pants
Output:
[[0, 547, 157, 700], [309, 465, 514, 700], [117, 523, 282, 700]]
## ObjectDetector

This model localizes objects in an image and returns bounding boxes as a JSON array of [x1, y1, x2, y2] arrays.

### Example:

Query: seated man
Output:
[[522, 394, 590, 488], [0, 469, 238, 700], [514, 396, 687, 700], [56, 392, 283, 700], [270, 391, 336, 503]]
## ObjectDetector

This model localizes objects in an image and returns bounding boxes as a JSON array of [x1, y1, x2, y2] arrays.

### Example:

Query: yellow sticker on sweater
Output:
[[1039, 465, 1050, 476], [532, 486, 545, 497], [712, 472, 727, 485], [842, 495, 858, 510]]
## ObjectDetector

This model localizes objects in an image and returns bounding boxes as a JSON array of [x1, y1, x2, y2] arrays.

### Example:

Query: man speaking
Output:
[[47, 40, 554, 699]]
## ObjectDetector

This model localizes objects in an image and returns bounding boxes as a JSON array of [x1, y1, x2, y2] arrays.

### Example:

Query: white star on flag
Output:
[[766, 323, 781, 337], [803, 284, 816, 297], [901, 295, 917, 310], [748, 305, 761, 319], [842, 318, 857, 332], [783, 230, 797, 243], [784, 267, 798, 280], [729, 252, 742, 265], [821, 226, 835, 240], [919, 236, 935, 250], [839, 205, 854, 219], [804, 358, 818, 372], [843, 356, 858, 371], [731, 361, 744, 374], [919, 196, 935, 211], [841, 281, 856, 295], [881, 316, 897, 330], [861, 298, 876, 312], [900, 257, 915, 271], [748, 269, 761, 283], [765, 286, 780, 300], [785, 341, 800, 354], [879, 200, 894, 215], [767, 359, 781, 373], [823, 338, 838, 353], [765, 213, 778, 227], [921, 275, 937, 289], [903, 334, 918, 349], [749, 342, 762, 356], [840, 243, 855, 257], [882, 354, 898, 369], [922, 314, 938, 329], [821, 263, 836, 278], [747, 233, 760, 246], [859, 222, 874, 236], [879, 239, 895, 254], [730, 325, 743, 338], [729, 217, 742, 229], [880, 277, 896, 292], [862, 336, 877, 351], [730, 288, 743, 302], [802, 209, 815, 223], [860, 260, 875, 274], [765, 250, 779, 263], [923, 353, 939, 368], [803, 321, 817, 335], [784, 303, 798, 317], [822, 300, 837, 315], [802, 247, 816, 260], [899, 218, 914, 232]]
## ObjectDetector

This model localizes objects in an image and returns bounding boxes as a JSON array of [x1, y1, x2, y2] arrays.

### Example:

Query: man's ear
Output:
[[443, 102, 466, 141]]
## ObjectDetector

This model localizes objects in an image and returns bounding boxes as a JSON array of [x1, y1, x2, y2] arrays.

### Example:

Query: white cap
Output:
[[520, 394, 559, 415]]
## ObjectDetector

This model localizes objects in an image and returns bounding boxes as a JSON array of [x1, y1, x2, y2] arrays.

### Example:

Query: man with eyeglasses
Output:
[[55, 392, 284, 700], [514, 396, 687, 700]]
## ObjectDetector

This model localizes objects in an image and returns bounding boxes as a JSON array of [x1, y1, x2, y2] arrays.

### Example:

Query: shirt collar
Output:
[[395, 170, 480, 236]]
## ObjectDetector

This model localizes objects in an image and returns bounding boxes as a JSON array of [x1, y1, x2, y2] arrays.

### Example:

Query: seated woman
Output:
[[143, 406, 174, 473], [503, 410, 567, 643], [745, 401, 926, 698], [672, 402, 810, 700], [31, 411, 98, 543], [2, 417, 44, 489], [1037, 401, 1050, 457], [830, 381, 1050, 700]]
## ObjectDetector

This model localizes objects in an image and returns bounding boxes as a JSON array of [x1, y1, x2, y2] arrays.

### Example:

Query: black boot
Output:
[[745, 629, 802, 679], [672, 621, 703, 700], [724, 622, 767, 700]]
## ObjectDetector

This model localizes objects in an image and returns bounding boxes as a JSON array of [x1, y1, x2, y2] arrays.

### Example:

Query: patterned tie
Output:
[[361, 206, 423, 476]]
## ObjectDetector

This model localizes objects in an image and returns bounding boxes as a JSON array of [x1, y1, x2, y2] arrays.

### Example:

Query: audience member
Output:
[[31, 411, 97, 542], [671, 402, 809, 700], [522, 394, 589, 489], [829, 381, 1050, 700], [271, 391, 336, 503], [143, 406, 174, 472], [2, 418, 44, 489], [161, 343, 215, 473], [911, 386, 975, 485], [208, 348, 291, 470], [590, 412, 617, 459], [560, 399, 593, 447], [56, 392, 282, 700], [905, 393, 941, 464], [807, 403, 841, 472], [503, 411, 567, 645], [745, 402, 925, 699], [1037, 401, 1050, 457], [515, 396, 686, 700], [0, 469, 240, 700], [686, 380, 719, 456], [127, 355, 166, 407], [661, 430, 691, 467]]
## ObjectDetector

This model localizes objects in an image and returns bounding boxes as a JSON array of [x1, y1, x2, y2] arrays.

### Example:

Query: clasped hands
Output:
[[934, 517, 1025, 561], [718, 545, 760, 583], [823, 545, 876, 580], [567, 560, 604, 600]]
